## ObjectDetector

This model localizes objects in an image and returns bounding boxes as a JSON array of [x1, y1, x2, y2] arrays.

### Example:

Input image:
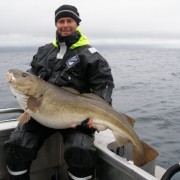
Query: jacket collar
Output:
[[53, 28, 89, 49]]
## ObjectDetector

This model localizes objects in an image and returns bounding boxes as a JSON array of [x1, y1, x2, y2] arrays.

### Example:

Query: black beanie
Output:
[[55, 5, 81, 25]]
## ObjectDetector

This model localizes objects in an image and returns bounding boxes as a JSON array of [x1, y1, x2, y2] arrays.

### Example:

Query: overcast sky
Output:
[[1, 0, 180, 47]]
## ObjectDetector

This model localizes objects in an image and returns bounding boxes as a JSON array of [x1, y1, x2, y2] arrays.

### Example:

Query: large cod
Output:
[[6, 69, 158, 167]]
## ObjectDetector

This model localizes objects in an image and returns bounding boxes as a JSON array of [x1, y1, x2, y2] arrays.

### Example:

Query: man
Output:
[[5, 4, 114, 180]]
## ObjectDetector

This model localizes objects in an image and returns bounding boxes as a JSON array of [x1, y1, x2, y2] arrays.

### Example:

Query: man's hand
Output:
[[80, 118, 96, 134]]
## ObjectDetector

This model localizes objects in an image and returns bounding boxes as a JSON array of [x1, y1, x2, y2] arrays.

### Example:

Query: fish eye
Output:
[[22, 73, 29, 77]]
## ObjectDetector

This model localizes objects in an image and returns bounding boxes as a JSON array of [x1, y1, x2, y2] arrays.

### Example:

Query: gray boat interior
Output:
[[0, 108, 161, 180]]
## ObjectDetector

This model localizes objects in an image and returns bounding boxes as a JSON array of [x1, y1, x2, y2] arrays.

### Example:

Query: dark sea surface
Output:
[[0, 46, 180, 179]]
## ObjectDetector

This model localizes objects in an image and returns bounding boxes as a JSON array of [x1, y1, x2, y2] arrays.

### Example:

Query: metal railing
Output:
[[0, 108, 23, 122]]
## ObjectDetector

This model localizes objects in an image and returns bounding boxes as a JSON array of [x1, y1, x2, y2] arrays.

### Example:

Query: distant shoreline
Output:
[[0, 44, 180, 52], [0, 46, 38, 52]]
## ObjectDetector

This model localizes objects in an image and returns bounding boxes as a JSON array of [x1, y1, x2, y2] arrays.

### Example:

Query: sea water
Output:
[[0, 46, 180, 179]]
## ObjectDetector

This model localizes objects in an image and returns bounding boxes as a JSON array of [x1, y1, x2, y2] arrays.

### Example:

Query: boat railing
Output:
[[0, 108, 23, 122]]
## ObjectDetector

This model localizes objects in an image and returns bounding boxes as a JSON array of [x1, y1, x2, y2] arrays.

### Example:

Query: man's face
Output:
[[56, 17, 78, 36]]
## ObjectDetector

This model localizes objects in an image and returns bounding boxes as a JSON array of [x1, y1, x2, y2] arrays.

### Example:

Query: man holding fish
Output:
[[5, 4, 114, 180]]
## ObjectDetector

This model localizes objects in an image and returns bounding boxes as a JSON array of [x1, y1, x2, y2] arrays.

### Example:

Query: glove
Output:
[[79, 118, 96, 134]]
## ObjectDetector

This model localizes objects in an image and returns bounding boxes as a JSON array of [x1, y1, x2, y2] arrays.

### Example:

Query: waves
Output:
[[99, 47, 180, 175], [0, 46, 180, 178]]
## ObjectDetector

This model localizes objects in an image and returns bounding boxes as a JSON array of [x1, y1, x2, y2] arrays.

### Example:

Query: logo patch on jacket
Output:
[[66, 56, 80, 68]]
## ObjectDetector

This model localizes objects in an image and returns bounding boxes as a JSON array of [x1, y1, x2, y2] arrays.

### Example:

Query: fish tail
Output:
[[133, 141, 159, 167]]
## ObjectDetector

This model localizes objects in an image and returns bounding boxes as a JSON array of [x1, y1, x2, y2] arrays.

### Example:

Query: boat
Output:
[[0, 108, 179, 180]]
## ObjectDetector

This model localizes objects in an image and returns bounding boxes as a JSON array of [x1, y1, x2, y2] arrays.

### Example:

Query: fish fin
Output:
[[27, 96, 42, 112], [82, 93, 110, 105], [95, 125, 107, 132], [18, 112, 31, 125], [61, 87, 80, 94], [113, 132, 130, 147], [71, 124, 78, 128], [133, 141, 159, 167], [123, 113, 135, 127]]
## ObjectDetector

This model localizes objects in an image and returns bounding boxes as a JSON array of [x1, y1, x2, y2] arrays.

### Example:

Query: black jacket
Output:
[[28, 30, 114, 103]]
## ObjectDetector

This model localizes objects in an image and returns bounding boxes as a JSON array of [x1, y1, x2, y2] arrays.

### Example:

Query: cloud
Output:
[[1, 0, 180, 47]]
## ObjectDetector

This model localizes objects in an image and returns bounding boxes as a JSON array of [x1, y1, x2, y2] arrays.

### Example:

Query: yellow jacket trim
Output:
[[53, 28, 89, 49]]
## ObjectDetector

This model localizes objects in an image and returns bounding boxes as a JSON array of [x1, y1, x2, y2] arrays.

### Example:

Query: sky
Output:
[[1, 0, 180, 48]]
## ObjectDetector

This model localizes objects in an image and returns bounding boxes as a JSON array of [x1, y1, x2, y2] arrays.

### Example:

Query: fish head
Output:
[[6, 69, 40, 97]]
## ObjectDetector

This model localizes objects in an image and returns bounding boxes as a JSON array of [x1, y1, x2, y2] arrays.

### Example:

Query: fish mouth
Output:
[[6, 72, 15, 83]]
